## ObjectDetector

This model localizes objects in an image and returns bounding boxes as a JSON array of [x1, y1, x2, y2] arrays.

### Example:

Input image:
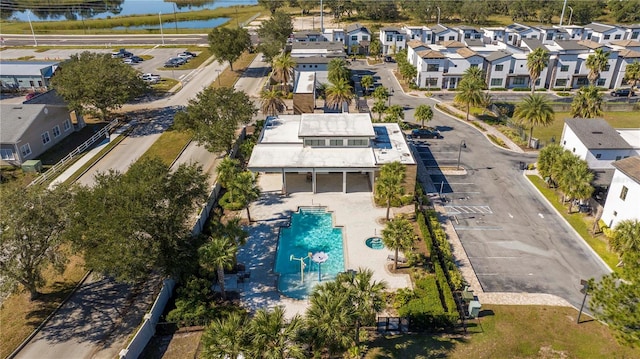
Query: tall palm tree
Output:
[[560, 161, 594, 213], [585, 48, 610, 86], [305, 282, 355, 357], [372, 100, 388, 121], [260, 88, 286, 116], [249, 307, 305, 359], [328, 58, 351, 84], [527, 47, 550, 93], [216, 157, 240, 189], [537, 143, 565, 187], [623, 60, 640, 101], [384, 104, 405, 124], [375, 161, 406, 220], [454, 78, 484, 121], [414, 104, 433, 128], [610, 219, 640, 265], [513, 94, 555, 148], [325, 78, 353, 111], [228, 171, 260, 222], [199, 235, 237, 300], [201, 312, 249, 359], [360, 75, 374, 96], [462, 66, 486, 88], [372, 86, 390, 102], [210, 216, 248, 263], [272, 53, 296, 92], [381, 216, 416, 270], [570, 85, 603, 118]]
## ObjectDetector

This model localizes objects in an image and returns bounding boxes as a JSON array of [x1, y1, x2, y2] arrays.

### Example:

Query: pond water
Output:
[[3, 0, 257, 23]]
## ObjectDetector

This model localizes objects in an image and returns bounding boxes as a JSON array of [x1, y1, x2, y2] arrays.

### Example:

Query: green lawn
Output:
[[366, 305, 640, 359], [533, 111, 640, 144]]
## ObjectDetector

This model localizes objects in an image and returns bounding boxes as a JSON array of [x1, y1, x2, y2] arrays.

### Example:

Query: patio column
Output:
[[282, 168, 287, 195], [370, 171, 375, 190], [342, 171, 347, 193], [312, 169, 317, 194]]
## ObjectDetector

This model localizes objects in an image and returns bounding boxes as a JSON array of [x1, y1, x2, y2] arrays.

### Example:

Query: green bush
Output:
[[166, 276, 217, 327], [553, 87, 571, 92], [487, 134, 508, 148], [434, 261, 459, 319], [535, 88, 548, 92], [512, 87, 530, 91], [218, 191, 244, 211], [490, 87, 507, 91], [416, 212, 433, 258]]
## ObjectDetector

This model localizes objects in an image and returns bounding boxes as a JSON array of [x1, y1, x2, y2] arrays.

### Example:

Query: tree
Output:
[[249, 307, 305, 358], [328, 58, 351, 84], [585, 48, 610, 86], [258, 0, 285, 14], [372, 86, 389, 102], [462, 66, 486, 88], [216, 157, 241, 189], [0, 184, 73, 300], [369, 39, 381, 59], [623, 60, 640, 101], [382, 216, 416, 270], [609, 219, 640, 265], [527, 47, 550, 93], [68, 158, 207, 283], [384, 104, 405, 124], [201, 312, 250, 359], [305, 281, 355, 356], [325, 78, 353, 111], [260, 89, 286, 116], [272, 53, 296, 92], [558, 159, 593, 213], [375, 161, 406, 220], [174, 87, 257, 154], [571, 85, 603, 118], [537, 143, 565, 187], [199, 235, 237, 300], [454, 78, 484, 121], [588, 252, 640, 347], [360, 75, 374, 96], [208, 27, 251, 71], [399, 63, 417, 83], [414, 104, 433, 128], [223, 171, 261, 222], [258, 11, 293, 47], [513, 94, 555, 148], [51, 51, 146, 121], [372, 100, 388, 121]]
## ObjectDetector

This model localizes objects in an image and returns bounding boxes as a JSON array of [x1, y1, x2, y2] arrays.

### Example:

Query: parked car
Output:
[[164, 61, 180, 68], [611, 88, 635, 97], [168, 57, 186, 65], [122, 58, 135, 65], [182, 51, 197, 57], [130, 56, 144, 63], [411, 128, 441, 139], [177, 52, 194, 60], [384, 56, 395, 63], [141, 73, 161, 81]]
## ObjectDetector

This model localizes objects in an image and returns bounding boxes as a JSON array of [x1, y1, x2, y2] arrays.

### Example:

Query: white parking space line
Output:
[[508, 213, 514, 218], [538, 213, 545, 218], [445, 205, 492, 214]]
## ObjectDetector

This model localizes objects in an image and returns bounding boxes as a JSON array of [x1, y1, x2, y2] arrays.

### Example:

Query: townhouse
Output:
[[345, 23, 371, 55], [379, 27, 406, 55]]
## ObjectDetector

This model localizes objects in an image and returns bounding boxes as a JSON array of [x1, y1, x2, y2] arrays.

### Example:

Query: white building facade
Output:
[[601, 156, 640, 228]]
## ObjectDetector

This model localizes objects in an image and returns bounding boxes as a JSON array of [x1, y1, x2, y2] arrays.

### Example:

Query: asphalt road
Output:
[[351, 60, 611, 309]]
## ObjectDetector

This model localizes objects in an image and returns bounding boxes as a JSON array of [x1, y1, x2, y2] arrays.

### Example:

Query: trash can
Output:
[[21, 159, 42, 173], [468, 300, 481, 319]]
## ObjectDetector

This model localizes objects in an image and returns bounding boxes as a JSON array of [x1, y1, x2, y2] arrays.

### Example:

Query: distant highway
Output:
[[0, 33, 208, 46]]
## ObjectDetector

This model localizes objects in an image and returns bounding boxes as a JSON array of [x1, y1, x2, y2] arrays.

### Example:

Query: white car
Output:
[[177, 53, 192, 60], [141, 73, 161, 81]]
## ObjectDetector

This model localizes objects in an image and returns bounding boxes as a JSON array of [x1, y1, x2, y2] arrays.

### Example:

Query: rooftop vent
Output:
[[592, 131, 603, 134]]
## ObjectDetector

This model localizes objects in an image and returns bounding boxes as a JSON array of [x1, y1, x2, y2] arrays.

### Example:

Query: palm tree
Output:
[[414, 104, 433, 128], [462, 66, 486, 88], [585, 48, 610, 86], [537, 144, 565, 187], [454, 78, 484, 121], [210, 216, 248, 264], [216, 157, 240, 189], [228, 171, 260, 222], [272, 53, 296, 92], [556, 154, 593, 212], [375, 161, 406, 220], [372, 86, 390, 102], [372, 100, 388, 121], [609, 219, 640, 265], [384, 104, 404, 124], [325, 78, 353, 111], [570, 85, 603, 118], [260, 88, 286, 116], [369, 39, 381, 59], [199, 235, 236, 300], [623, 60, 640, 101], [328, 58, 351, 84], [249, 307, 305, 359], [381, 216, 416, 270], [305, 282, 355, 357], [360, 75, 374, 96], [527, 47, 550, 93], [201, 312, 249, 359], [513, 94, 555, 148]]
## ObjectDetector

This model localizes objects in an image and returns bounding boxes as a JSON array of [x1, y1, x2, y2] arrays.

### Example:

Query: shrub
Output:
[[512, 87, 530, 91], [487, 134, 508, 148], [434, 261, 459, 319], [553, 87, 571, 92], [535, 88, 548, 92], [490, 87, 507, 91]]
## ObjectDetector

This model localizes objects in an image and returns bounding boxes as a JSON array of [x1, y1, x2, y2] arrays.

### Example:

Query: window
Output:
[[329, 139, 343, 146], [546, 33, 554, 40], [587, 33, 592, 39], [426, 78, 438, 86], [351, 35, 357, 41], [396, 35, 403, 41], [614, 34, 621, 40], [596, 79, 606, 86], [41, 131, 51, 145], [29, 80, 35, 87], [555, 79, 567, 87], [470, 64, 478, 68], [560, 65, 569, 72], [1, 148, 15, 161], [490, 78, 503, 86], [604, 34, 610, 40], [426, 34, 431, 41], [513, 77, 526, 85], [427, 64, 439, 72], [632, 32, 639, 39], [448, 35, 455, 40], [595, 153, 602, 159], [386, 35, 393, 42], [508, 35, 513, 41], [495, 64, 504, 71], [362, 35, 368, 41], [63, 119, 71, 131], [616, 155, 622, 160], [348, 139, 368, 146], [577, 78, 589, 86], [38, 81, 42, 87], [20, 143, 31, 157], [620, 186, 628, 201], [304, 139, 325, 146], [52, 125, 61, 138], [438, 36, 444, 41], [465, 33, 471, 39]]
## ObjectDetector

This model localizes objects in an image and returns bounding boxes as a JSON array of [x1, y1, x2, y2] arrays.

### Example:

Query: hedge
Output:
[[398, 276, 455, 331], [416, 212, 433, 259], [434, 261, 459, 319]]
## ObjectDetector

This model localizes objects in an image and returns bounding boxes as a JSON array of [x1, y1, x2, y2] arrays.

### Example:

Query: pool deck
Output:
[[233, 173, 412, 319]]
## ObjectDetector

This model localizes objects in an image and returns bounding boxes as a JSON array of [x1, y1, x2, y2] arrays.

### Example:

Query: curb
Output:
[[6, 271, 92, 359]]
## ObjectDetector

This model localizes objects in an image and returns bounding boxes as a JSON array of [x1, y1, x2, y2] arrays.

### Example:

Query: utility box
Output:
[[22, 159, 42, 173], [468, 300, 481, 319]]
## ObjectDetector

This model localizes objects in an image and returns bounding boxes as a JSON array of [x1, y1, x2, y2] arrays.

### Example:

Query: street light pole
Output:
[[159, 12, 165, 45], [215, 69, 221, 86], [568, 6, 574, 26], [457, 140, 466, 170], [437, 7, 441, 24], [577, 279, 589, 324], [26, 10, 37, 47], [559, 0, 568, 26]]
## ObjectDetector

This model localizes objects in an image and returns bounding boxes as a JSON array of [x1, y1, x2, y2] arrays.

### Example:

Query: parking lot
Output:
[[0, 47, 202, 81]]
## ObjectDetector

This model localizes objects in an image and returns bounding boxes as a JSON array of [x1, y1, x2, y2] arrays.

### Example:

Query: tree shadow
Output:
[[367, 332, 468, 358]]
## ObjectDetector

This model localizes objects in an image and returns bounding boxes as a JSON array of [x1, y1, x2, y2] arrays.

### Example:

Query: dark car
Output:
[[130, 56, 144, 63], [411, 128, 441, 139], [384, 56, 395, 63], [611, 88, 635, 97], [164, 61, 180, 68]]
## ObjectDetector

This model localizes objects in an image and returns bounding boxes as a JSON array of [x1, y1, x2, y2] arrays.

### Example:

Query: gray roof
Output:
[[554, 40, 587, 51], [291, 41, 344, 51], [431, 24, 450, 34], [456, 25, 479, 31], [521, 38, 545, 51], [463, 39, 484, 47], [484, 50, 512, 62], [1, 104, 46, 143], [380, 27, 402, 32], [23, 89, 66, 105], [346, 23, 370, 34], [565, 118, 633, 150], [587, 22, 615, 33], [0, 61, 60, 78], [613, 156, 640, 184], [506, 23, 531, 33]]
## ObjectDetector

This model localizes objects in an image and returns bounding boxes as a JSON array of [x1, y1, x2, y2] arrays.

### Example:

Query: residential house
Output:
[[345, 23, 371, 55], [431, 24, 458, 44], [290, 41, 346, 58], [610, 45, 640, 89], [1, 102, 83, 165], [484, 50, 513, 89], [406, 40, 429, 67], [585, 22, 626, 44], [456, 25, 483, 41], [574, 41, 618, 88], [323, 28, 345, 44], [505, 23, 540, 47], [379, 27, 406, 55], [559, 25, 587, 40], [622, 24, 640, 40], [538, 25, 569, 44], [292, 31, 325, 42], [0, 61, 60, 91], [481, 26, 507, 45], [402, 25, 433, 44], [600, 156, 640, 228], [546, 40, 588, 88], [442, 47, 485, 89], [415, 49, 446, 89]]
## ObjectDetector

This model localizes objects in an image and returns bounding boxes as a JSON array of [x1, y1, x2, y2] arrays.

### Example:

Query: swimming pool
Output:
[[274, 207, 345, 299]]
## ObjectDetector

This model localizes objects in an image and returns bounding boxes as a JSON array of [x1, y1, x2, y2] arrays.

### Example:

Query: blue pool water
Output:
[[275, 208, 344, 299]]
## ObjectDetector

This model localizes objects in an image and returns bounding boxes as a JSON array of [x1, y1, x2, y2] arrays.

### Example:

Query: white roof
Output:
[[294, 72, 315, 94], [298, 113, 375, 137]]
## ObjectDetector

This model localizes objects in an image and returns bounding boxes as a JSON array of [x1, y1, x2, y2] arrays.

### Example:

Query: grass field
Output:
[[533, 111, 640, 144], [366, 305, 640, 359]]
